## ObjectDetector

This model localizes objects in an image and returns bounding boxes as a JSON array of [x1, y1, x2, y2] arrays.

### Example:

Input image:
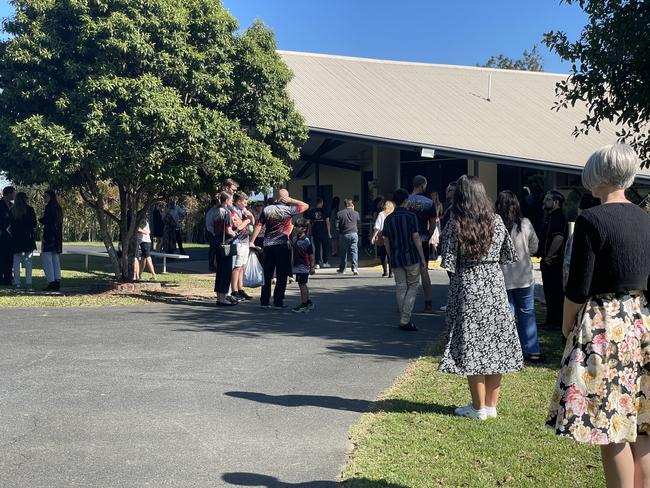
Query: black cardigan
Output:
[[9, 207, 37, 253], [40, 203, 64, 254]]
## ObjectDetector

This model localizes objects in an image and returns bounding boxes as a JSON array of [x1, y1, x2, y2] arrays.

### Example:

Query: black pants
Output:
[[214, 252, 233, 294], [378, 245, 391, 274], [261, 244, 292, 306], [175, 229, 185, 254], [0, 240, 12, 285], [313, 233, 329, 265], [208, 233, 217, 271], [541, 258, 564, 326]]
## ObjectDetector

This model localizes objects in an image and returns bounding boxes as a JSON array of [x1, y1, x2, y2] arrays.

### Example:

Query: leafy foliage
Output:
[[480, 45, 544, 72], [544, 0, 649, 168], [0, 0, 307, 278]]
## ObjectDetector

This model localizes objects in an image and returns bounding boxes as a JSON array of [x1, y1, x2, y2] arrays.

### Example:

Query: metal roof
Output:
[[280, 51, 650, 181]]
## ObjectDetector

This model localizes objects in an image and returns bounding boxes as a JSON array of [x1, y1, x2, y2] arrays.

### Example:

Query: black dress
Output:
[[9, 207, 37, 254]]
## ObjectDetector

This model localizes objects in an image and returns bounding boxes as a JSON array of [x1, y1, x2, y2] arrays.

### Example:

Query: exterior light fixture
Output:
[[420, 148, 435, 158]]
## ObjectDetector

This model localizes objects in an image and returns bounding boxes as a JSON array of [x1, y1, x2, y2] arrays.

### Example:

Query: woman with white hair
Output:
[[547, 144, 650, 487]]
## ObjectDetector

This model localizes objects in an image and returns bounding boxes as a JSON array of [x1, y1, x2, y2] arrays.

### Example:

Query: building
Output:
[[280, 51, 650, 230]]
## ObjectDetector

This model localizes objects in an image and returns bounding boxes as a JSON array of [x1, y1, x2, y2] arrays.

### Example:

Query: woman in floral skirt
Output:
[[439, 175, 523, 420], [547, 144, 650, 487]]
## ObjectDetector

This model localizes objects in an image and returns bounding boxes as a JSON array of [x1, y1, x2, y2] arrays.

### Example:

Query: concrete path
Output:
[[0, 269, 449, 487]]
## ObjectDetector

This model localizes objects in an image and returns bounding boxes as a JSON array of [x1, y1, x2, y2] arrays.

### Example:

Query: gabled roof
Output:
[[280, 50, 650, 181]]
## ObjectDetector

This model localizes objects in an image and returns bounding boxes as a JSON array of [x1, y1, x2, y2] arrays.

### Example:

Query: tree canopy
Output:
[[479, 45, 544, 72], [544, 0, 649, 168], [0, 0, 308, 278]]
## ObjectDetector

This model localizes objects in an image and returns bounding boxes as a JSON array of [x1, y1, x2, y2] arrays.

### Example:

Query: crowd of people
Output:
[[0, 187, 64, 290]]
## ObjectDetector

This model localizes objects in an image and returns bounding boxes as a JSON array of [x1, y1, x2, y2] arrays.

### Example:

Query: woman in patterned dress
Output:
[[439, 175, 524, 420], [547, 144, 650, 487]]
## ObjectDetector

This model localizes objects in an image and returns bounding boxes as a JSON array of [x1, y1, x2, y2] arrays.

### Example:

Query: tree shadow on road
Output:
[[222, 472, 409, 487]]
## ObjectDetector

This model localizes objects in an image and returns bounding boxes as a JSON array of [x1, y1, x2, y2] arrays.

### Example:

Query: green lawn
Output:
[[342, 326, 605, 487], [1, 253, 214, 307]]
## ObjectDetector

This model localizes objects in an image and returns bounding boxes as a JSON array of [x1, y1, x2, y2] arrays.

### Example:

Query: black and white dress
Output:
[[439, 215, 524, 375]]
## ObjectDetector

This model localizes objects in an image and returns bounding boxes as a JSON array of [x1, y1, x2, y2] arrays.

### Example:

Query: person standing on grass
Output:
[[336, 199, 360, 275], [540, 190, 567, 327], [40, 190, 63, 291], [382, 189, 427, 332], [0, 186, 16, 286], [496, 190, 543, 363], [547, 144, 650, 488], [205, 198, 218, 272], [305, 197, 331, 269], [161, 202, 177, 254], [371, 200, 395, 277], [250, 189, 308, 309], [408, 175, 437, 313], [230, 191, 254, 302], [214, 191, 237, 307], [151, 202, 164, 251], [439, 175, 522, 420], [134, 218, 156, 281], [168, 199, 187, 255], [291, 219, 315, 313], [9, 192, 37, 289]]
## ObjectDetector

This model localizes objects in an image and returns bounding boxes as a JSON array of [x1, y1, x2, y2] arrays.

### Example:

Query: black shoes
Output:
[[236, 290, 253, 301], [43, 281, 60, 291], [399, 322, 418, 331]]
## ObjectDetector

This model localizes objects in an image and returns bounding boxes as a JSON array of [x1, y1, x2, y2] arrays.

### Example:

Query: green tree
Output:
[[544, 0, 649, 168], [0, 0, 307, 279], [480, 45, 544, 71]]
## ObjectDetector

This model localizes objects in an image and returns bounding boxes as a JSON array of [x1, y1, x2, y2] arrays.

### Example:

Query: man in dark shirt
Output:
[[0, 186, 16, 285], [540, 190, 567, 327], [336, 199, 361, 275], [382, 188, 427, 331], [305, 198, 331, 269], [250, 189, 309, 308]]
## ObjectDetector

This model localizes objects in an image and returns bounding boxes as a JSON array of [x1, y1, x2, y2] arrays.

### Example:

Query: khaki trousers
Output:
[[393, 263, 421, 324]]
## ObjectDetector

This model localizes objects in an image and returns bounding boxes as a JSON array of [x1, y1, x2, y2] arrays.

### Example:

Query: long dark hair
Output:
[[496, 190, 522, 233], [10, 192, 28, 219], [45, 189, 64, 222], [453, 175, 495, 260], [331, 196, 340, 212]]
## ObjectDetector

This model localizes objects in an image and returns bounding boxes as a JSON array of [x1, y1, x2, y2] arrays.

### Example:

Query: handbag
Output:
[[219, 230, 238, 258]]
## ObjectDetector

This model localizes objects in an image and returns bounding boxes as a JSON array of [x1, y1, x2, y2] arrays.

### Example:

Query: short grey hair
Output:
[[582, 143, 639, 191]]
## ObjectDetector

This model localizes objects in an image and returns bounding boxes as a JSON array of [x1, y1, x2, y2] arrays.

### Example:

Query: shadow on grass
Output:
[[222, 472, 408, 487], [224, 391, 456, 416]]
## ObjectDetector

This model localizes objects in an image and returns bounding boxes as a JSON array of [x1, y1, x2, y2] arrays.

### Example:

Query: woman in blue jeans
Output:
[[496, 191, 543, 362]]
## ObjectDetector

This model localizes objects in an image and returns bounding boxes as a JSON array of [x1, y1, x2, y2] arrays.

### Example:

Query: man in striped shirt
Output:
[[382, 188, 427, 331]]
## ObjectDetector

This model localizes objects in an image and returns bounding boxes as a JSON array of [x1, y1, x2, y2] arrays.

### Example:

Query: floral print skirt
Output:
[[546, 291, 650, 445]]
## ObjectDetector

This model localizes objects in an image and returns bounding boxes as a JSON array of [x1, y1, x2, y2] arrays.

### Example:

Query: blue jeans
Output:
[[507, 284, 541, 355], [338, 233, 358, 272]]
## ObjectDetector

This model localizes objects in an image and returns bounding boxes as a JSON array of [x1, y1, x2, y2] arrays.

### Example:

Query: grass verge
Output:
[[341, 326, 605, 487]]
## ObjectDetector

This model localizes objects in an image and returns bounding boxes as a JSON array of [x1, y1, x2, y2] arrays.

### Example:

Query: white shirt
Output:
[[138, 221, 151, 243], [500, 217, 538, 290], [374, 211, 386, 231]]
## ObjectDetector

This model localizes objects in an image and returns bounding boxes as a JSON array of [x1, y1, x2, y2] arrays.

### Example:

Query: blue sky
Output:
[[0, 0, 586, 186]]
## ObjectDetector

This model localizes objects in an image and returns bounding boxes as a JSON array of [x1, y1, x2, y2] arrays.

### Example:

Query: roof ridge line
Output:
[[277, 49, 569, 78]]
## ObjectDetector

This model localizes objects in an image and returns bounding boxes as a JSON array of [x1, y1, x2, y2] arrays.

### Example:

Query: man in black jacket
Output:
[[0, 186, 16, 285]]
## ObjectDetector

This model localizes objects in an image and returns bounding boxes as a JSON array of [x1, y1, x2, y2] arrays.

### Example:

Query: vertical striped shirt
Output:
[[382, 208, 420, 268]]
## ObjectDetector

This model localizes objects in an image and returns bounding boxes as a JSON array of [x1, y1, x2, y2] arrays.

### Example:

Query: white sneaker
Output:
[[314, 264, 320, 270], [454, 404, 487, 420], [352, 269, 359, 275], [439, 305, 447, 312], [485, 406, 498, 418], [321, 263, 331, 268]]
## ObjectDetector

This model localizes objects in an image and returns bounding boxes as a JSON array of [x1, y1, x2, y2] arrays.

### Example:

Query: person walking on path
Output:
[[540, 190, 567, 327], [250, 189, 308, 308], [439, 175, 523, 420], [546, 144, 650, 487], [329, 197, 340, 257], [305, 198, 331, 269], [0, 186, 16, 286], [8, 192, 37, 289], [230, 191, 254, 302], [496, 190, 543, 363], [291, 218, 315, 313], [336, 199, 360, 275], [40, 190, 63, 291], [408, 175, 437, 313], [205, 198, 218, 272], [382, 189, 427, 331], [371, 200, 395, 277], [214, 191, 237, 307]]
